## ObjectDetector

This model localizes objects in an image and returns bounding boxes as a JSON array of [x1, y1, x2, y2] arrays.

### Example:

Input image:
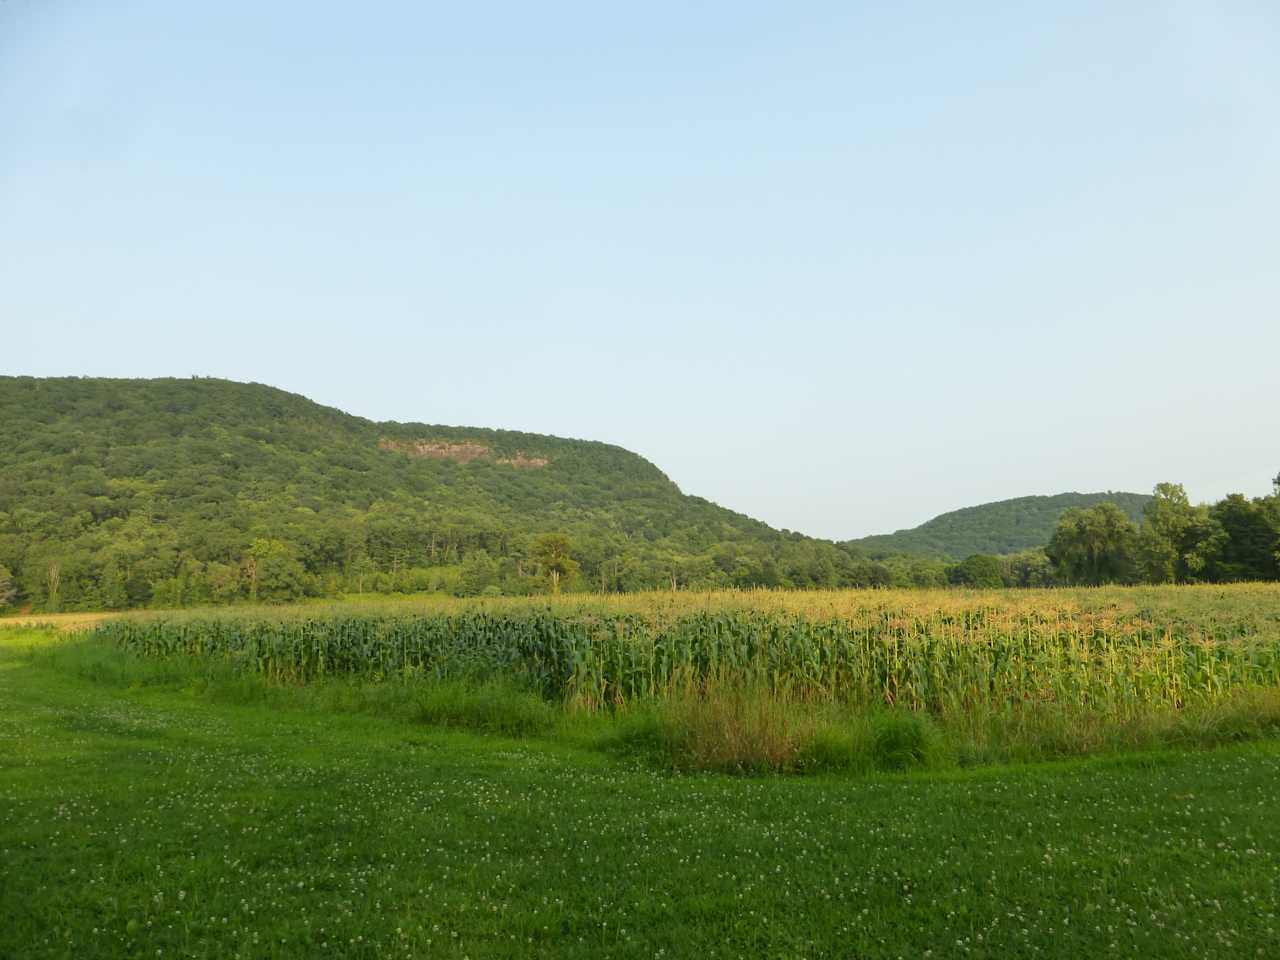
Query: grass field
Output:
[[4, 586, 1280, 958]]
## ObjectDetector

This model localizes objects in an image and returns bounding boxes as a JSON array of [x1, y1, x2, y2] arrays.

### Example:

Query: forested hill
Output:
[[0, 377, 871, 608], [846, 492, 1152, 559]]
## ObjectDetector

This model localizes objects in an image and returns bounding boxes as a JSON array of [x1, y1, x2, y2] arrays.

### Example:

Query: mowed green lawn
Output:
[[2, 632, 1278, 959]]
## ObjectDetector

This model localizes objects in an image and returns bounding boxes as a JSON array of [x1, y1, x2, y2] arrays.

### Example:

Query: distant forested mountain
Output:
[[0, 377, 876, 609], [846, 492, 1152, 559], [2, 378, 1270, 611]]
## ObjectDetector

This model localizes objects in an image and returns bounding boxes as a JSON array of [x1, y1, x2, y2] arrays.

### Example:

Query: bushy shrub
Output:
[[870, 711, 948, 771]]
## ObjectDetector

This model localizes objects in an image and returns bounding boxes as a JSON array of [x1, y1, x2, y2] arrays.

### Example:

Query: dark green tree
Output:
[[531, 534, 579, 594], [951, 554, 1005, 588], [1001, 550, 1056, 588], [246, 539, 310, 603], [349, 555, 378, 595], [1209, 494, 1279, 581], [1136, 483, 1224, 583], [1046, 503, 1138, 585], [456, 549, 499, 596], [0, 563, 15, 608], [100, 560, 129, 609]]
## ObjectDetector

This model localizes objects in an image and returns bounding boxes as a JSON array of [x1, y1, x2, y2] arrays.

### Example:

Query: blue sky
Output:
[[3, 1, 1277, 538]]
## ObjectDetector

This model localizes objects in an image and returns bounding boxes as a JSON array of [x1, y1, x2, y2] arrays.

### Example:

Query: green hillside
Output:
[[846, 492, 1152, 559], [0, 377, 870, 608]]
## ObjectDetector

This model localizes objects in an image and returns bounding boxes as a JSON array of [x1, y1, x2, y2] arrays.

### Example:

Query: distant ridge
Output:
[[844, 492, 1152, 559], [0, 376, 863, 606], [0, 377, 1162, 607]]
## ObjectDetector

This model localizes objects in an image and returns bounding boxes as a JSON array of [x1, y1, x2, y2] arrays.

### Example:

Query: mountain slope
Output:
[[845, 492, 1152, 559], [0, 377, 857, 607]]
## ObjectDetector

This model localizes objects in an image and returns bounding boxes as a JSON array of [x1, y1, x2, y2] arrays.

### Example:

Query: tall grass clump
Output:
[[409, 679, 558, 736], [870, 711, 950, 771], [647, 682, 817, 773]]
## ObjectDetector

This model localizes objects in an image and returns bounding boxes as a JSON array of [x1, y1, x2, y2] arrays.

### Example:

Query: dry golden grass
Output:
[[657, 682, 820, 771], [0, 611, 119, 632]]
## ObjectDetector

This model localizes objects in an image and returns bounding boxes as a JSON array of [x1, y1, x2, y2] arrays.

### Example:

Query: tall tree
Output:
[[951, 554, 1005, 588], [1046, 503, 1138, 586], [1209, 494, 1279, 582], [245, 539, 310, 603], [45, 560, 62, 612], [0, 563, 15, 608], [100, 561, 129, 609], [1136, 483, 1224, 583], [531, 533, 578, 594]]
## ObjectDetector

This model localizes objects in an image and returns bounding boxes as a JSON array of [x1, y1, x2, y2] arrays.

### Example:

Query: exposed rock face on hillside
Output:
[[377, 438, 549, 468], [2, 375, 860, 609]]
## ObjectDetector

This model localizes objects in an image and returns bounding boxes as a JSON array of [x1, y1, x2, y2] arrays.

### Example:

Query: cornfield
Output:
[[89, 584, 1280, 717]]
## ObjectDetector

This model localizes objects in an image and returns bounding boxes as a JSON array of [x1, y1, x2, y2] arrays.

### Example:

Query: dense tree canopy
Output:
[[951, 554, 1006, 589], [1, 377, 1275, 610], [1046, 503, 1139, 586], [0, 377, 907, 608], [1136, 483, 1223, 583], [1209, 494, 1280, 583], [0, 564, 15, 609], [1047, 483, 1280, 587]]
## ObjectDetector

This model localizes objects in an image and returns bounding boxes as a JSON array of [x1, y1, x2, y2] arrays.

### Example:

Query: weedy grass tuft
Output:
[[869, 710, 950, 771], [794, 720, 876, 774], [410, 679, 559, 736]]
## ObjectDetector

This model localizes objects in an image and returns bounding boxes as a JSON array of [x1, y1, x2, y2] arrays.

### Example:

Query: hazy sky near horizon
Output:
[[3, 1, 1278, 539]]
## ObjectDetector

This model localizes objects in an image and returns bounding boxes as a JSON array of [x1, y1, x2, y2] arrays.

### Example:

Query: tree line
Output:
[[2, 380, 1276, 612], [1039, 478, 1280, 586], [4, 475, 1274, 612]]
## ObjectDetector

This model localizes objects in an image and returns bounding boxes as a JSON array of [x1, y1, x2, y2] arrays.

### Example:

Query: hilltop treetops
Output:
[[1046, 480, 1280, 586], [0, 378, 1276, 612]]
